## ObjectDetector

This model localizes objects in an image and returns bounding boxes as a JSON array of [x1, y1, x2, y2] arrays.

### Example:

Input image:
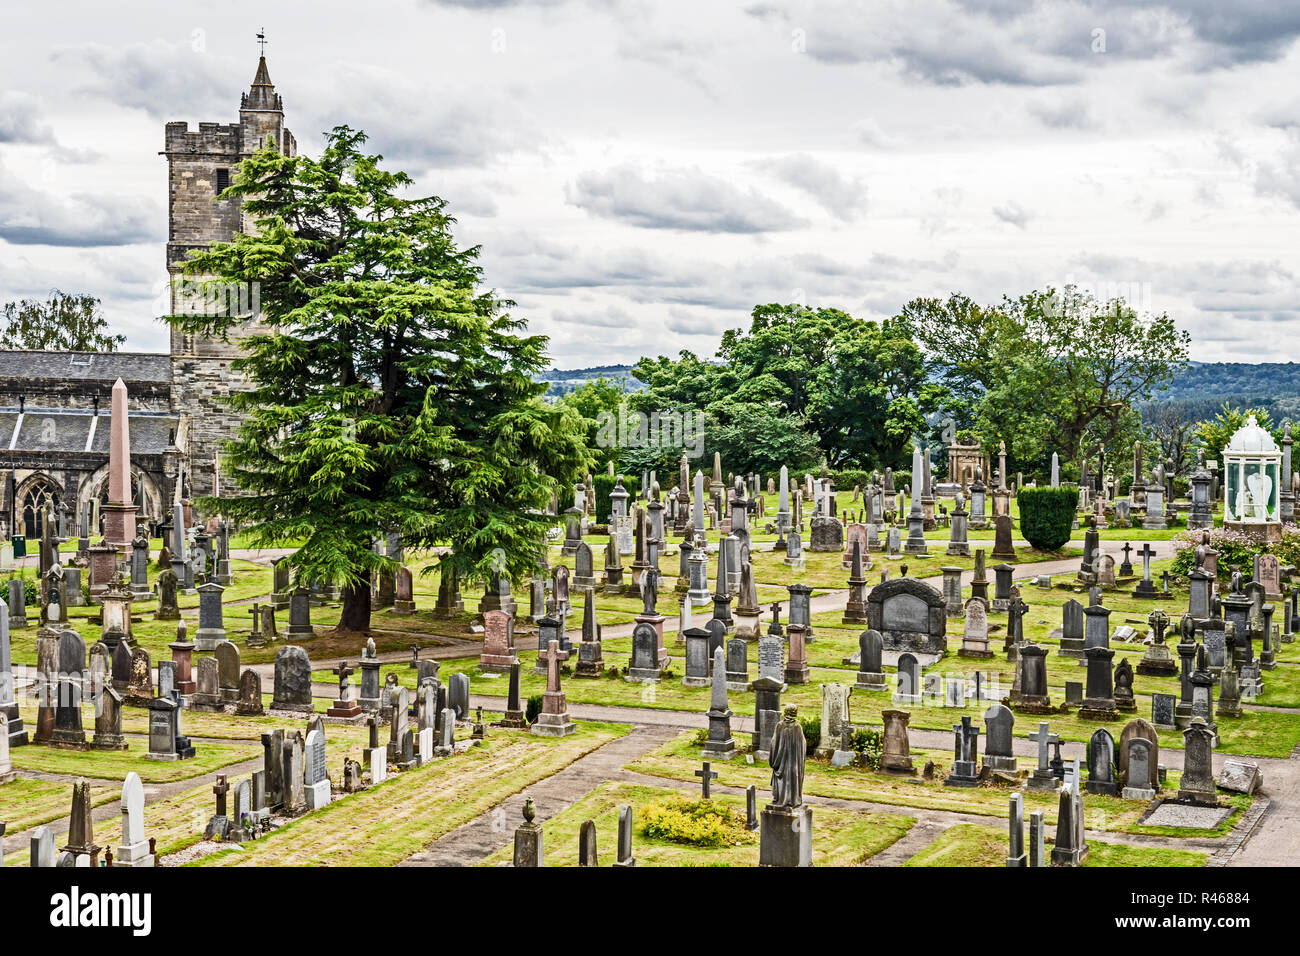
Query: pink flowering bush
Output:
[[1171, 524, 1300, 581]]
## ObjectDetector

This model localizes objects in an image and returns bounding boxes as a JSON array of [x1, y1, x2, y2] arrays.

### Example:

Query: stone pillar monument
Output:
[[100, 379, 138, 549]]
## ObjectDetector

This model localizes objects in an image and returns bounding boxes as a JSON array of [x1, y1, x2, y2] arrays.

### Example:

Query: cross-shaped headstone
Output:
[[410, 645, 419, 666], [1028, 722, 1058, 772], [695, 761, 718, 799], [333, 661, 354, 698], [213, 774, 229, 816], [248, 603, 263, 638], [1137, 543, 1156, 582]]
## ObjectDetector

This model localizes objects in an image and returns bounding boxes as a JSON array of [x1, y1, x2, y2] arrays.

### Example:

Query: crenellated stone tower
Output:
[[162, 55, 296, 500]]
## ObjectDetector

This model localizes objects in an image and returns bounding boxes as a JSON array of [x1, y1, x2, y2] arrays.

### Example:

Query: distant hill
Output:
[[1155, 362, 1300, 401], [536, 365, 642, 398], [1143, 362, 1300, 422]]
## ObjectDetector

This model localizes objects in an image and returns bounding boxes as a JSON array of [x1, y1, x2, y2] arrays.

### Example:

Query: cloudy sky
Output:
[[2, 0, 1300, 366]]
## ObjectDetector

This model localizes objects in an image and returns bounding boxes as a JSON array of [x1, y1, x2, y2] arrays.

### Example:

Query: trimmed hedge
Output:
[[1017, 485, 1077, 552]]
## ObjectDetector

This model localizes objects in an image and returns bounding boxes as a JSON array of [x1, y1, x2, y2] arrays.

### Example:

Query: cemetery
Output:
[[0, 19, 1293, 916], [0, 429, 1293, 871]]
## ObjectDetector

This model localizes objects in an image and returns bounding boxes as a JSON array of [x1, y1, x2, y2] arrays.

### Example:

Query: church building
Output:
[[0, 55, 293, 540]]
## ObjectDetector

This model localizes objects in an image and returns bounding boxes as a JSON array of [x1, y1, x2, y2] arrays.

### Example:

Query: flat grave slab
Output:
[[1140, 802, 1232, 830]]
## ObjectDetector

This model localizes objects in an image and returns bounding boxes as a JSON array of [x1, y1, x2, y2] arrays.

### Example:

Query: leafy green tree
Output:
[[558, 376, 628, 473], [0, 291, 125, 352], [1194, 403, 1283, 464], [704, 401, 822, 476], [168, 126, 590, 632], [631, 305, 940, 472], [806, 316, 940, 466], [898, 285, 1189, 478]]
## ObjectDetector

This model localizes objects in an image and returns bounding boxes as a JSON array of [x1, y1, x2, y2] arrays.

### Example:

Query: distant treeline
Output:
[[539, 365, 642, 398], [1153, 362, 1300, 402]]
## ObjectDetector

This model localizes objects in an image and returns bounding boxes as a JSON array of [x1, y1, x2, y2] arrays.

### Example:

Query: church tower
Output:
[[163, 53, 296, 499]]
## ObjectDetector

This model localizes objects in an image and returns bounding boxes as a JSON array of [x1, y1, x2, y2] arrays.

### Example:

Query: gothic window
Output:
[[20, 477, 59, 539]]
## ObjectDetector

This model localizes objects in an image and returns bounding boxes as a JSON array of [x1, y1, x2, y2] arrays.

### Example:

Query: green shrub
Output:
[[853, 727, 884, 770], [830, 469, 873, 491], [525, 694, 543, 724], [8, 574, 39, 608], [639, 795, 756, 848], [800, 715, 821, 756], [1017, 485, 1077, 551], [592, 472, 641, 523]]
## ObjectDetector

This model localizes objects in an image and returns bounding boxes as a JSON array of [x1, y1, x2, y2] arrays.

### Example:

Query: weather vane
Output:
[[257, 28, 267, 56]]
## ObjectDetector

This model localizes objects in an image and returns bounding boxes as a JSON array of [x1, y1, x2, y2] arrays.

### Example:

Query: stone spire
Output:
[[241, 56, 283, 112]]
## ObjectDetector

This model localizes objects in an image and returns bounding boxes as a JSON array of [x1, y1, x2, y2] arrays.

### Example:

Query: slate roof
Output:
[[1, 408, 178, 455], [0, 351, 172, 384]]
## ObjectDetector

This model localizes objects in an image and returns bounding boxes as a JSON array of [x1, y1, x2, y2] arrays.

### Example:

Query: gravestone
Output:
[[867, 578, 947, 656], [814, 682, 851, 759], [1056, 599, 1085, 659], [854, 629, 887, 691], [627, 621, 663, 682], [1007, 793, 1027, 867], [959, 598, 992, 658], [449, 672, 470, 719], [479, 608, 516, 672], [1176, 719, 1219, 806], [1122, 737, 1157, 800], [704, 646, 736, 759], [304, 726, 331, 810], [894, 652, 921, 705], [116, 772, 152, 866], [194, 582, 226, 651], [270, 645, 314, 714], [725, 637, 749, 691], [1051, 760, 1088, 865], [1151, 692, 1176, 730], [944, 716, 980, 787], [236, 669, 264, 716], [393, 566, 416, 615], [981, 703, 1017, 774], [1085, 728, 1118, 796], [287, 587, 314, 639], [215, 641, 240, 704], [880, 709, 914, 774]]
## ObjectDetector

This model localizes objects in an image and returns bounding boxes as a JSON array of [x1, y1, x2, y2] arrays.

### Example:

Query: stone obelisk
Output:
[[101, 378, 138, 548]]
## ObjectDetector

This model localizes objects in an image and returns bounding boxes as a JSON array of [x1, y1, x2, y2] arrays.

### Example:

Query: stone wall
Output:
[[170, 355, 250, 501]]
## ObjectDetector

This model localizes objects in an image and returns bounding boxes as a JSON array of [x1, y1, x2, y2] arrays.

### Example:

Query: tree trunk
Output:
[[336, 578, 372, 634]]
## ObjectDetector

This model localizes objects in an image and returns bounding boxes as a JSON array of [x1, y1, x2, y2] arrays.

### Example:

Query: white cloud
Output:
[[566, 163, 808, 233]]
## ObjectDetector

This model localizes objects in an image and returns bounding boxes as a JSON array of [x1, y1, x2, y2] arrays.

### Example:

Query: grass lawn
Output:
[[479, 780, 916, 866], [902, 823, 1207, 867], [196, 721, 629, 866], [622, 730, 1240, 837], [0, 776, 118, 832], [8, 737, 260, 783]]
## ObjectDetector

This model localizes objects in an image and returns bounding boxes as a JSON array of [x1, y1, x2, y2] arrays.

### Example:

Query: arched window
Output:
[[20, 477, 60, 539]]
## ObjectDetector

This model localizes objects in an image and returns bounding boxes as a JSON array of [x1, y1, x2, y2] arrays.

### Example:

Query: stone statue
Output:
[[769, 705, 806, 809], [642, 567, 658, 616]]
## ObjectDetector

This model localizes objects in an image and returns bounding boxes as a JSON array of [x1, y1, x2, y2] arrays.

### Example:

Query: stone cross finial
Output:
[[213, 774, 229, 816]]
